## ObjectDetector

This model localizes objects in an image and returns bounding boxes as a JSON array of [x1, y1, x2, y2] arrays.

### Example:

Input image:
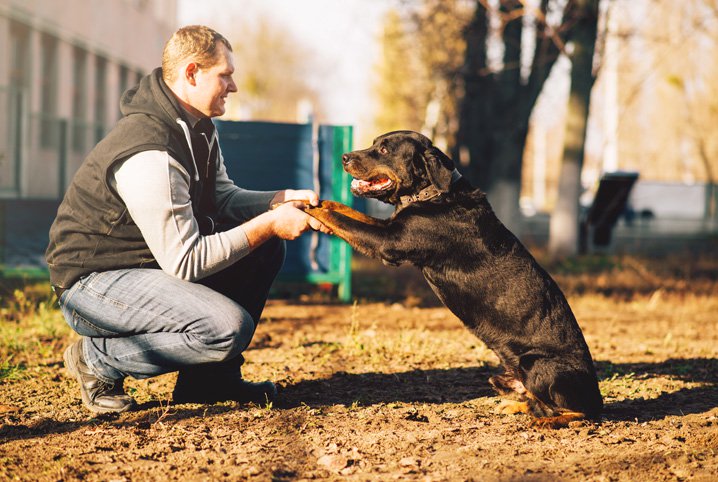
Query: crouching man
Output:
[[46, 25, 328, 413]]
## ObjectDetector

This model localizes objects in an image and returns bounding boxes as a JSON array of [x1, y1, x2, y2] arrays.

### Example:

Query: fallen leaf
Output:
[[317, 454, 348, 472]]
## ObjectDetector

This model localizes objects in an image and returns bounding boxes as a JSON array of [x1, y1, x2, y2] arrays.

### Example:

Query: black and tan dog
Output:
[[304, 130, 603, 427]]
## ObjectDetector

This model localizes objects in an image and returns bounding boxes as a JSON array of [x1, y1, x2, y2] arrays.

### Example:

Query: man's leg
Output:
[[200, 236, 286, 323], [172, 237, 286, 403], [59, 268, 256, 412]]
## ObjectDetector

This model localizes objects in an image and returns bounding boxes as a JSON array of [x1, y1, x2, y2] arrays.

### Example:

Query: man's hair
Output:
[[162, 25, 232, 83]]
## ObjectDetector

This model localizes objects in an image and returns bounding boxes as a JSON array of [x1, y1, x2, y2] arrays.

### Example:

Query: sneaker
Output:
[[172, 367, 277, 405], [63, 340, 136, 414]]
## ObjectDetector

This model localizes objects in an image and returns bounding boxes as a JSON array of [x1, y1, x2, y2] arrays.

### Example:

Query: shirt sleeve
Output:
[[111, 150, 252, 282], [214, 148, 280, 222]]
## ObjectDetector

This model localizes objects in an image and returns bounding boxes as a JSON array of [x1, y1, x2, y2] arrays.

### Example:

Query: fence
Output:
[[0, 86, 103, 199], [0, 111, 355, 300]]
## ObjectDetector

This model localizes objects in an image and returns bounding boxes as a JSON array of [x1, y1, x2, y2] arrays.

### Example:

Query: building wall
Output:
[[0, 0, 177, 199]]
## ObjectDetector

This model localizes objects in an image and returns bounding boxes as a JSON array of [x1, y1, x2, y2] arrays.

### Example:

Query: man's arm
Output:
[[213, 149, 321, 221], [112, 150, 322, 282], [214, 154, 278, 222]]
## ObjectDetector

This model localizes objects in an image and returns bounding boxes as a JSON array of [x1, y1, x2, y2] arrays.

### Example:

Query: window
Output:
[[71, 47, 88, 153], [40, 34, 59, 148], [3, 21, 31, 193], [118, 64, 129, 118], [9, 22, 30, 88], [94, 56, 107, 142]]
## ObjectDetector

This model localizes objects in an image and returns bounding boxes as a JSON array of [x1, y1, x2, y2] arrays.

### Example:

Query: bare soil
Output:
[[1, 252, 717, 481]]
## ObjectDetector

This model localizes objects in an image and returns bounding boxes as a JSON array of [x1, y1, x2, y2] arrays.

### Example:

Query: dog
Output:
[[303, 131, 603, 427]]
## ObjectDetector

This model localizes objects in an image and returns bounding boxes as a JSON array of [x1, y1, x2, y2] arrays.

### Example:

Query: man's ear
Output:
[[184, 62, 199, 86], [422, 145, 455, 193]]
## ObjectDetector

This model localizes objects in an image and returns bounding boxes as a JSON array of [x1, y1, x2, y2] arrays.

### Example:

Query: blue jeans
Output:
[[58, 238, 286, 383]]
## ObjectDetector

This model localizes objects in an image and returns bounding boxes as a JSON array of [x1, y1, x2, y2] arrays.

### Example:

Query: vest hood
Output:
[[121, 68, 187, 132]]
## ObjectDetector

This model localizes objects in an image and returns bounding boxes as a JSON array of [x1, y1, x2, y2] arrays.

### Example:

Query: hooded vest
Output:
[[45, 68, 217, 288]]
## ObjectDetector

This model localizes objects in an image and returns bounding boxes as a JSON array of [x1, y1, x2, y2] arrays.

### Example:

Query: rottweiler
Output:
[[303, 130, 603, 428]]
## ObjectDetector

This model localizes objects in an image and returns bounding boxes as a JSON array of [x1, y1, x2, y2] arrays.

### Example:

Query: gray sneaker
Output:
[[63, 340, 136, 414]]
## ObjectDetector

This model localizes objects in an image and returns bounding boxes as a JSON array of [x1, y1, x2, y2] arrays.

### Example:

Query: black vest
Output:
[[45, 69, 218, 288]]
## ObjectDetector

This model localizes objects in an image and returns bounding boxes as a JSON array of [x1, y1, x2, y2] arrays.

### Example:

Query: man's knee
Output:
[[198, 304, 255, 362]]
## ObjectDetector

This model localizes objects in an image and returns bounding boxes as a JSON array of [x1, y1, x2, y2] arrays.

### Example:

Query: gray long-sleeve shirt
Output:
[[111, 149, 277, 282]]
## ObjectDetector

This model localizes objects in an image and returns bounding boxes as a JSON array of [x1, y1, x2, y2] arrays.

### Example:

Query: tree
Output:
[[374, 1, 472, 146], [227, 16, 323, 122], [661, 0, 718, 220], [548, 0, 600, 258], [455, 0, 585, 233], [374, 9, 425, 135]]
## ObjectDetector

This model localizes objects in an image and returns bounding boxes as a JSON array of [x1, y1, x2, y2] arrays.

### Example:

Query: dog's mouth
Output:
[[350, 176, 394, 197]]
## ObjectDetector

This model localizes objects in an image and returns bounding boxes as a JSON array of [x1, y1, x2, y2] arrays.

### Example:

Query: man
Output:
[[45, 25, 328, 414]]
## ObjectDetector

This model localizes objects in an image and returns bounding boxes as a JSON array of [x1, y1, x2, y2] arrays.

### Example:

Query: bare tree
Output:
[[374, 9, 426, 134], [374, 1, 472, 146], [663, 0, 718, 220], [548, 0, 600, 258], [227, 16, 323, 122], [453, 0, 610, 234]]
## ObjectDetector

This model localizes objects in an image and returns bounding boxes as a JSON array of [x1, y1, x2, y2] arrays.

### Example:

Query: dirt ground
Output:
[[0, 251, 717, 481]]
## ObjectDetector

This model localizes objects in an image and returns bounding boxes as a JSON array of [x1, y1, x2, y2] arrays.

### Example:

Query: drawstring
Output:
[[175, 118, 200, 181]]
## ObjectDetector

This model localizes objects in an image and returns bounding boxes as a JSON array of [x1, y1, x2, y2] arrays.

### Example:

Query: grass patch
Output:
[[0, 357, 27, 381], [0, 281, 71, 372]]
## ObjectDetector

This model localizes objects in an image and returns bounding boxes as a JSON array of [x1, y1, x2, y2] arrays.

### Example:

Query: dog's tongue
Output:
[[351, 177, 392, 193]]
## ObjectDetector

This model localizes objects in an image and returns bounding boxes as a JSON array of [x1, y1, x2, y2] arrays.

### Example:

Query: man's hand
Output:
[[270, 189, 320, 208], [243, 190, 331, 249], [270, 202, 332, 239]]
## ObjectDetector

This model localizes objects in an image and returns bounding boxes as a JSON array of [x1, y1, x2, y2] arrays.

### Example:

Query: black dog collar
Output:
[[399, 169, 463, 208]]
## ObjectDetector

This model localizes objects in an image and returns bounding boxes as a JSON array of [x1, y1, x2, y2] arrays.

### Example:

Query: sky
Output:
[[177, 0, 397, 142]]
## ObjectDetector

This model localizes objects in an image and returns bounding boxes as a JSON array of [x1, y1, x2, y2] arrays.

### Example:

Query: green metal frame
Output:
[[0, 126, 355, 302], [274, 125, 354, 302]]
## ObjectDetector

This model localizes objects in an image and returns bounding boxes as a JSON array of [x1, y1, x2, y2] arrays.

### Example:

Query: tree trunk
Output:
[[455, 0, 566, 235], [456, 1, 526, 233], [485, 0, 524, 234], [455, 2, 491, 189], [548, 0, 600, 258], [487, 126, 527, 234]]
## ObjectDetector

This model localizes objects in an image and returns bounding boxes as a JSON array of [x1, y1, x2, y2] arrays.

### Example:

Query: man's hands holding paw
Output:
[[269, 189, 332, 239]]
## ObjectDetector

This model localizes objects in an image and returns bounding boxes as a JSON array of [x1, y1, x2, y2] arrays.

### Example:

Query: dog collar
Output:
[[399, 169, 462, 207]]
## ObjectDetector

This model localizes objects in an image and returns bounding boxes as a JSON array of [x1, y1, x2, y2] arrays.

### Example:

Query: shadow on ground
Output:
[[277, 358, 718, 422], [1, 358, 715, 443], [596, 357, 718, 421]]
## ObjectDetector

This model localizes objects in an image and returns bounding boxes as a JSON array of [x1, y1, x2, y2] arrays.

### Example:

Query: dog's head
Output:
[[342, 131, 455, 205]]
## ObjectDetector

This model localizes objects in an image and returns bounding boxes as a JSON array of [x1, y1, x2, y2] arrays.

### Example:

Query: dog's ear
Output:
[[422, 145, 455, 193]]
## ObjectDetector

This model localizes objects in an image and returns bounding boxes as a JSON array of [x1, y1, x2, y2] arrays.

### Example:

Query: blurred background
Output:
[[0, 0, 716, 276]]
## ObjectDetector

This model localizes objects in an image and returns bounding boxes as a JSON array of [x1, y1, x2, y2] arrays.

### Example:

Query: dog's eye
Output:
[[379, 146, 388, 155]]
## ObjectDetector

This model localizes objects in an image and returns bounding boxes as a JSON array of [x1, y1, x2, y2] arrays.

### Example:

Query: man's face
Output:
[[190, 43, 238, 118]]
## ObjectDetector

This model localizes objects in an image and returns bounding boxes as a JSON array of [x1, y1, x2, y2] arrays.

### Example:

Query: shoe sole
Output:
[[63, 344, 134, 414]]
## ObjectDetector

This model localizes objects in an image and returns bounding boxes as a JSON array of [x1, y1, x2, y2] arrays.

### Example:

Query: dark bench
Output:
[[579, 171, 639, 254]]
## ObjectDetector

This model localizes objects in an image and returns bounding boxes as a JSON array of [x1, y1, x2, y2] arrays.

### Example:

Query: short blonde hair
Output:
[[162, 25, 232, 83]]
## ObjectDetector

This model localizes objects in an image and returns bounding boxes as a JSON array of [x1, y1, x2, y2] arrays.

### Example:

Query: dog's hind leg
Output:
[[530, 411, 588, 429], [489, 373, 533, 415], [520, 356, 603, 428], [495, 399, 531, 415], [488, 373, 527, 396]]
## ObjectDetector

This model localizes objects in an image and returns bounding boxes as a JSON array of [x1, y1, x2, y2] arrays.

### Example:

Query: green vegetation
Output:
[[0, 281, 71, 382]]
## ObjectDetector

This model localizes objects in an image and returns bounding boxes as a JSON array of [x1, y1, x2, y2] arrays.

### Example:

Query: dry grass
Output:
[[0, 251, 716, 481]]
